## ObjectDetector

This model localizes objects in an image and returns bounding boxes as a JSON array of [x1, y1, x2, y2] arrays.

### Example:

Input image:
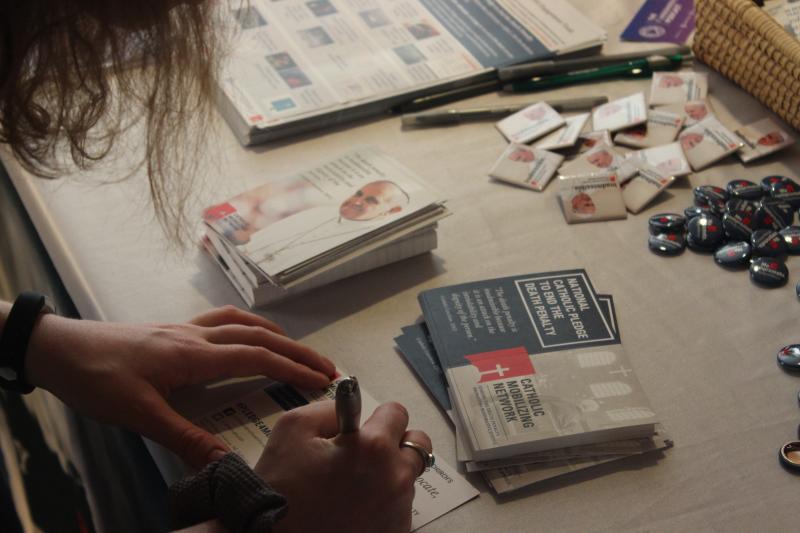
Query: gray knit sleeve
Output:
[[169, 453, 288, 532]]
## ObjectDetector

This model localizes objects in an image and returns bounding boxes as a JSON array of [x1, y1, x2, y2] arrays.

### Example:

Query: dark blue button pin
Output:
[[684, 205, 709, 220], [714, 241, 751, 268], [694, 185, 729, 208], [648, 213, 686, 235], [762, 175, 789, 193], [687, 214, 724, 248], [727, 179, 763, 200], [726, 199, 758, 216], [751, 229, 788, 257], [750, 257, 789, 287], [780, 226, 800, 254], [756, 200, 794, 230], [779, 441, 800, 472], [648, 233, 686, 255], [769, 179, 800, 208], [723, 212, 756, 241], [778, 344, 800, 371]]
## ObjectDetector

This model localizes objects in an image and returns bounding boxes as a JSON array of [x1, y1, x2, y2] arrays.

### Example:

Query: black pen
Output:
[[497, 44, 692, 82], [401, 96, 608, 128], [335, 376, 361, 434]]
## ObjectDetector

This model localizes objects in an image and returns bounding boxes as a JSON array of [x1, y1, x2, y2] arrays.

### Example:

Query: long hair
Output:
[[0, 0, 221, 243]]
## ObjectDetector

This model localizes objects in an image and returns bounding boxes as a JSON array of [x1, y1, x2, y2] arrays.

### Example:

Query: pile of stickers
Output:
[[488, 71, 795, 225], [648, 175, 800, 289]]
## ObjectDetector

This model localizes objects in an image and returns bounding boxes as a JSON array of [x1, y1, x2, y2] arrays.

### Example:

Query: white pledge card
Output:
[[576, 130, 613, 154], [496, 102, 565, 144], [656, 99, 714, 127], [489, 143, 564, 191], [626, 142, 692, 177], [194, 380, 479, 531], [558, 142, 637, 183], [614, 109, 684, 148], [592, 92, 647, 132], [649, 72, 709, 105], [622, 163, 676, 214], [534, 113, 590, 150], [736, 117, 795, 162], [678, 116, 743, 170]]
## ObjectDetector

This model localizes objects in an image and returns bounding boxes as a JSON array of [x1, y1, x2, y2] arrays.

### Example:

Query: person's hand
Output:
[[23, 305, 336, 468], [254, 400, 432, 533]]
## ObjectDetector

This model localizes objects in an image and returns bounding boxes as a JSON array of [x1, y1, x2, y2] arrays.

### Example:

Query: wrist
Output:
[[23, 311, 66, 390], [0, 292, 56, 393]]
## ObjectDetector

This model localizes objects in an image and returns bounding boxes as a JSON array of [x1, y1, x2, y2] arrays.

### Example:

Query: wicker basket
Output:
[[694, 0, 800, 130]]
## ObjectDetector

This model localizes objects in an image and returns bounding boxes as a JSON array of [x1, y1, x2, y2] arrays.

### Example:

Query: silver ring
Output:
[[400, 440, 435, 475]]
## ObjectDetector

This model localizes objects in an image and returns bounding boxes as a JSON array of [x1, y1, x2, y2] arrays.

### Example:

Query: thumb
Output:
[[137, 392, 230, 469]]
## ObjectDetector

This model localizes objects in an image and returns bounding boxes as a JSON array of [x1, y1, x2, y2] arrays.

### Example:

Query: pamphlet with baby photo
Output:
[[558, 143, 637, 183], [736, 117, 795, 163], [592, 92, 647, 132], [496, 102, 565, 144], [626, 142, 692, 177], [203, 147, 446, 278], [678, 116, 743, 170], [649, 72, 708, 105], [614, 109, 683, 148], [489, 143, 564, 191], [656, 99, 714, 128]]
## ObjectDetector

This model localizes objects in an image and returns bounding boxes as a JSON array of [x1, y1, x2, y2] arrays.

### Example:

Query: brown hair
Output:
[[0, 1, 221, 242]]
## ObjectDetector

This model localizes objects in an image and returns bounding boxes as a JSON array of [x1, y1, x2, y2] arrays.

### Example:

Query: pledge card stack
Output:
[[201, 147, 449, 307], [395, 269, 672, 494], [488, 70, 795, 224]]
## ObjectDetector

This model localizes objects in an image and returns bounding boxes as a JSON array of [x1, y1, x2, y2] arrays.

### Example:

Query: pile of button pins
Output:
[[648, 175, 800, 290]]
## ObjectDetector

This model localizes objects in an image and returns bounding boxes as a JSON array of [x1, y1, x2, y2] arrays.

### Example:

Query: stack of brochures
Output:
[[217, 1, 606, 145], [202, 147, 449, 307], [395, 269, 672, 494]]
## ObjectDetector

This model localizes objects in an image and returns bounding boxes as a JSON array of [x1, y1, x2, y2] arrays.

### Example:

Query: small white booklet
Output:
[[678, 116, 744, 170], [558, 143, 637, 182], [576, 130, 613, 154], [621, 163, 676, 214], [626, 143, 692, 177], [656, 99, 714, 127], [559, 173, 627, 223], [534, 113, 590, 150], [203, 147, 446, 282], [614, 109, 684, 148], [649, 72, 708, 105], [496, 102, 565, 144], [592, 92, 647, 132], [736, 117, 795, 162], [195, 377, 479, 531], [489, 143, 564, 191]]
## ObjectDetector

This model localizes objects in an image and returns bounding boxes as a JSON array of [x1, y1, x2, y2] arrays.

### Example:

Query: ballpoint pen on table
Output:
[[497, 44, 692, 82], [503, 53, 693, 93], [335, 376, 361, 434], [400, 96, 609, 128]]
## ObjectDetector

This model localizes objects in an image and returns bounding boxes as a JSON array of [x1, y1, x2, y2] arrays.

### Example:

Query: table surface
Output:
[[6, 1, 800, 531]]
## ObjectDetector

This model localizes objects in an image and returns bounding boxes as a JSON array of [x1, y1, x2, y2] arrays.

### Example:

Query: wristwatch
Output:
[[0, 292, 54, 393]]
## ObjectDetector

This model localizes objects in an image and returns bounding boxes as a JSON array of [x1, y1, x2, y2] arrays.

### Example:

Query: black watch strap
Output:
[[0, 291, 53, 393]]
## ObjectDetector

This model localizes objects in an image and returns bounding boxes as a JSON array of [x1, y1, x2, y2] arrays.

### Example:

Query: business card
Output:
[[559, 173, 627, 224], [534, 113, 590, 150], [656, 99, 714, 127], [736, 117, 795, 163], [615, 109, 684, 148], [592, 92, 648, 132], [649, 72, 708, 105], [559, 142, 637, 183], [678, 116, 743, 170], [626, 142, 692, 177], [489, 143, 565, 191], [496, 102, 565, 144]]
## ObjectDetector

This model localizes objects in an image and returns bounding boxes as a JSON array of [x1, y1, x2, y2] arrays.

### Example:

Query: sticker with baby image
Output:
[[558, 142, 638, 183], [736, 117, 795, 163], [496, 102, 565, 144], [489, 143, 565, 191], [592, 92, 647, 132], [678, 116, 743, 170], [559, 173, 627, 224], [649, 72, 708, 105]]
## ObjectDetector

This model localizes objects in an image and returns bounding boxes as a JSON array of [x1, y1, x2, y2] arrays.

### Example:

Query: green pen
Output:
[[503, 54, 692, 93]]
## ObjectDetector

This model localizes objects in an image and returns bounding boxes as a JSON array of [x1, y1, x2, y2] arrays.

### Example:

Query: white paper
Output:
[[678, 116, 744, 170], [489, 144, 564, 191], [656, 99, 714, 128], [614, 109, 684, 148], [736, 117, 795, 162], [558, 143, 638, 182], [534, 113, 590, 150], [592, 92, 647, 132], [626, 143, 692, 177], [649, 72, 708, 105], [195, 378, 479, 531], [496, 102, 565, 144]]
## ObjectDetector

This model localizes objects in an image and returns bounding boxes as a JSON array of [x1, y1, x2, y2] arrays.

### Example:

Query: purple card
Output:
[[621, 0, 695, 44]]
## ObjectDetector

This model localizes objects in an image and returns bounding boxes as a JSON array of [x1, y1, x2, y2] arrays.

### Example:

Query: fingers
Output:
[[189, 343, 332, 390], [361, 402, 409, 444], [189, 305, 286, 336], [134, 390, 230, 469], [400, 429, 433, 478], [272, 401, 340, 440], [202, 324, 335, 379]]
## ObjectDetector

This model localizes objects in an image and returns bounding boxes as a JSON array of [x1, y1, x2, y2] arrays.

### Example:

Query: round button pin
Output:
[[762, 175, 789, 193], [684, 205, 709, 220], [755, 200, 794, 230], [779, 226, 800, 254], [779, 441, 800, 472], [648, 233, 686, 256], [750, 257, 789, 287], [751, 229, 788, 257], [778, 344, 800, 371], [727, 179, 763, 200], [648, 213, 686, 235], [687, 214, 724, 248], [714, 241, 751, 268], [769, 180, 800, 209], [722, 212, 755, 241], [693, 185, 729, 205]]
